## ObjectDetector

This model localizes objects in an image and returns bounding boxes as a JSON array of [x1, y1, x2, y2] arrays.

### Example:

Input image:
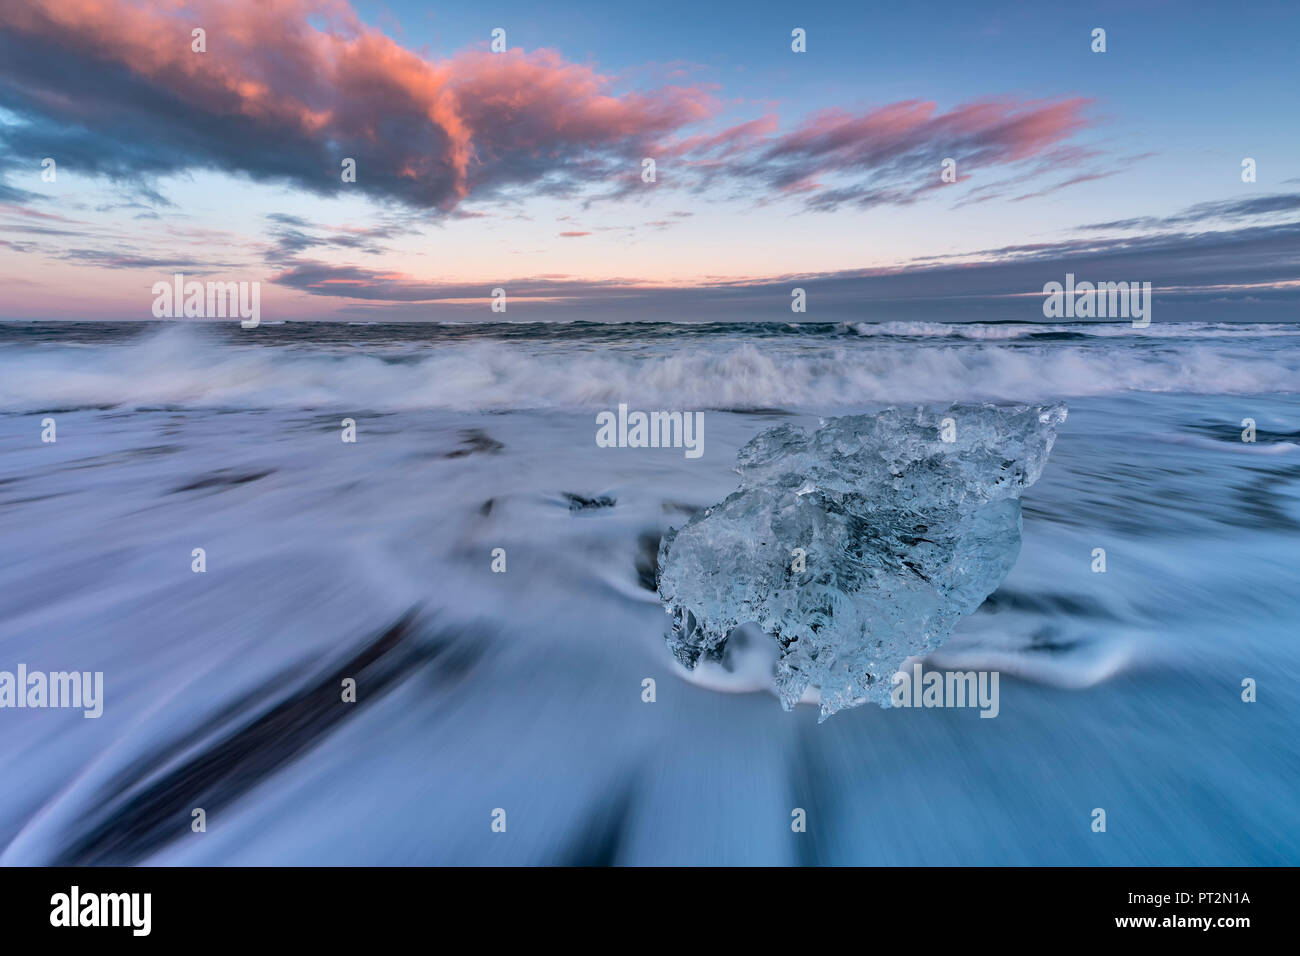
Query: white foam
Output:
[[1, 322, 1296, 412], [847, 320, 1300, 340]]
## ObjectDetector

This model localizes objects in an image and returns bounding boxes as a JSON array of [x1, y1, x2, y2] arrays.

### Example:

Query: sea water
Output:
[[0, 318, 1296, 864]]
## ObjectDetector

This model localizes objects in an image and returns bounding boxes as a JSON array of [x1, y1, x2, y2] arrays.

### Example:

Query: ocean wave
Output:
[[0, 323, 1296, 412], [844, 320, 1300, 340]]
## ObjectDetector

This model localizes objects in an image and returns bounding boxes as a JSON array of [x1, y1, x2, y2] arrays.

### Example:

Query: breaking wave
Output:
[[842, 319, 1300, 340], [0, 321, 1297, 413]]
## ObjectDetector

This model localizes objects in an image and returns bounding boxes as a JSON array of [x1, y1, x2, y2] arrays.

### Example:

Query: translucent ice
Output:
[[657, 403, 1068, 720]]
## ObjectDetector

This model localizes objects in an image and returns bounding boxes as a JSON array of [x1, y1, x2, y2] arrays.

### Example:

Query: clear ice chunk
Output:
[[656, 403, 1067, 720]]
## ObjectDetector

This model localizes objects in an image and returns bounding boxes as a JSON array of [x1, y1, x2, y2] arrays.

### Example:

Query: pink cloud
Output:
[[0, 0, 720, 209], [702, 95, 1097, 210], [0, 1, 1100, 216], [763, 97, 1091, 170]]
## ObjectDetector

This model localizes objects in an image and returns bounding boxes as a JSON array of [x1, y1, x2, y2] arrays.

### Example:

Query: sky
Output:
[[0, 0, 1296, 322]]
